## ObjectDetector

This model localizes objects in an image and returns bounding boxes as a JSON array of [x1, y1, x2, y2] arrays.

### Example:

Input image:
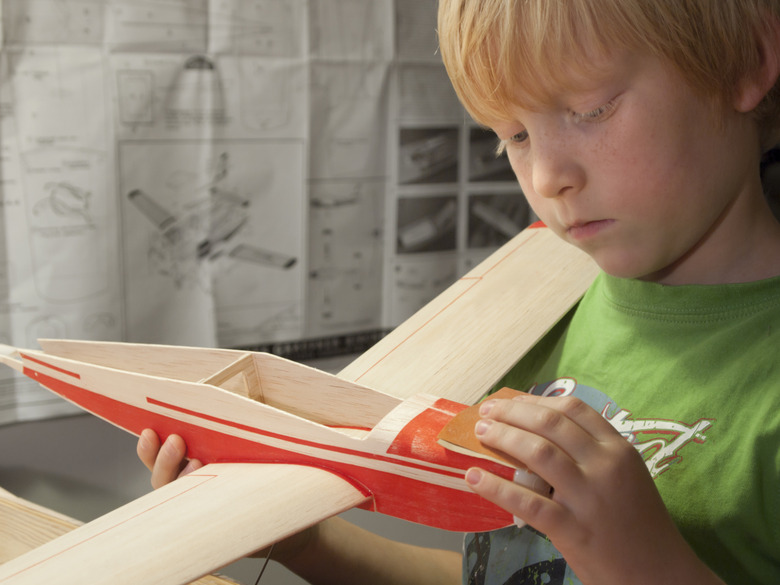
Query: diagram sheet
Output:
[[0, 0, 528, 424]]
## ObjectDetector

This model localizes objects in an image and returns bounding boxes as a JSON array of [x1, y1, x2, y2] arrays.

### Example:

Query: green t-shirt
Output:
[[464, 272, 780, 585]]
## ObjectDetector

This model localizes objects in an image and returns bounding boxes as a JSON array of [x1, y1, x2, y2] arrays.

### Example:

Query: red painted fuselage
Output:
[[8, 340, 518, 532]]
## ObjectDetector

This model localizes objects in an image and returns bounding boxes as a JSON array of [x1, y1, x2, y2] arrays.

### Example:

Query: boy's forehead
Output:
[[448, 0, 663, 127], [484, 47, 632, 121]]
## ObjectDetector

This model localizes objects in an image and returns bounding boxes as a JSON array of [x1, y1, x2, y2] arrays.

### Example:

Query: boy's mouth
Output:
[[566, 219, 614, 240]]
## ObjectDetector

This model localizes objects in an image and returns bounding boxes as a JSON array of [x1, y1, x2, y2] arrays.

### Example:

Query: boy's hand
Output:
[[136, 429, 203, 489], [134, 429, 317, 564], [465, 393, 719, 585]]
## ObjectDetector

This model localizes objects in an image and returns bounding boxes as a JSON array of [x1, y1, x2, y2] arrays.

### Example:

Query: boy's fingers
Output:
[[180, 458, 204, 476], [512, 393, 616, 442], [466, 468, 565, 533], [479, 395, 614, 465], [150, 434, 187, 489], [475, 419, 583, 491], [136, 428, 161, 472]]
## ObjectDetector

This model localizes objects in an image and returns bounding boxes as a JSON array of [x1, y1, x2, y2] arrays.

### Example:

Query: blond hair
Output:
[[438, 0, 780, 146]]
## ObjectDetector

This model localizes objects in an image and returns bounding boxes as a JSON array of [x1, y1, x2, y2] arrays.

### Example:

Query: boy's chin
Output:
[[588, 252, 668, 282]]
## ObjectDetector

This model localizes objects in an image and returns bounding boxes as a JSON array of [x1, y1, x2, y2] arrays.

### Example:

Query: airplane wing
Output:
[[0, 487, 240, 585], [0, 223, 596, 584], [339, 224, 598, 404], [0, 487, 77, 565], [0, 463, 369, 585]]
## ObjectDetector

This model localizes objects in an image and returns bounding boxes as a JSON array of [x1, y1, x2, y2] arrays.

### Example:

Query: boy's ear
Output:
[[734, 15, 780, 113]]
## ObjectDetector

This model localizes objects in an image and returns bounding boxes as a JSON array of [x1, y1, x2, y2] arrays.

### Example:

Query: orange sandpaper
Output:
[[437, 387, 526, 468]]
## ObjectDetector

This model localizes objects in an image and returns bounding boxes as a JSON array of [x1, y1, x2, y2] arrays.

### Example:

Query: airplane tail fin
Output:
[[0, 344, 24, 373]]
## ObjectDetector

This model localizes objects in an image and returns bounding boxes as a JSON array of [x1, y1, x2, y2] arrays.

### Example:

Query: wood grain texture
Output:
[[35, 340, 401, 430], [339, 227, 598, 404], [0, 487, 241, 584], [0, 465, 368, 585]]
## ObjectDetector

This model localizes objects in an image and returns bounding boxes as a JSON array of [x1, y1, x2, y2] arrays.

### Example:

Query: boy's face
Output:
[[490, 50, 764, 284]]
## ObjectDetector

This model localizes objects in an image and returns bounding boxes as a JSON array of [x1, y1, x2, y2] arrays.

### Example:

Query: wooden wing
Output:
[[339, 225, 598, 404], [0, 224, 596, 584], [0, 464, 369, 585], [0, 487, 239, 585]]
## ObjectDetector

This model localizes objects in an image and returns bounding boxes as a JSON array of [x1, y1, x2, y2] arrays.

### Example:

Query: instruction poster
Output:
[[0, 0, 527, 424]]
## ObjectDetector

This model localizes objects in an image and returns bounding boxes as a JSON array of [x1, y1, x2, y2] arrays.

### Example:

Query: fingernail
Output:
[[479, 400, 495, 416], [475, 419, 492, 436], [465, 468, 483, 486]]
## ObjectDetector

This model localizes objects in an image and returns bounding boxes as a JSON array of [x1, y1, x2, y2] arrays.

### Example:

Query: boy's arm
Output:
[[467, 393, 725, 585], [282, 516, 461, 585], [137, 430, 462, 585]]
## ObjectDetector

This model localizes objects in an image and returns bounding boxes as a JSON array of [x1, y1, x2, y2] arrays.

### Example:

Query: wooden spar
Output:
[[0, 465, 368, 585], [32, 340, 402, 429], [0, 487, 240, 585], [338, 225, 598, 405]]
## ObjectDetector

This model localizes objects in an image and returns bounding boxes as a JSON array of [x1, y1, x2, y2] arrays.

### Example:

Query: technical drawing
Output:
[[33, 182, 95, 226], [126, 151, 297, 290], [106, 0, 208, 53], [398, 128, 459, 184], [398, 65, 464, 121], [218, 301, 301, 344], [119, 140, 305, 347], [396, 197, 457, 254], [3, 0, 105, 45], [238, 58, 299, 132], [107, 0, 304, 55], [468, 193, 529, 248], [117, 70, 155, 127], [22, 148, 110, 303], [310, 0, 392, 60], [390, 256, 458, 326], [221, 0, 303, 56], [468, 127, 516, 182], [165, 55, 227, 124], [84, 312, 118, 337], [127, 186, 296, 288], [308, 181, 383, 334], [310, 62, 389, 180], [0, 263, 9, 303], [25, 315, 67, 347], [395, 0, 439, 62]]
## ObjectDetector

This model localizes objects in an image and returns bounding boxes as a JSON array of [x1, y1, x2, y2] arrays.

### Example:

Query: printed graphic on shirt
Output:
[[605, 406, 713, 479], [463, 377, 715, 585]]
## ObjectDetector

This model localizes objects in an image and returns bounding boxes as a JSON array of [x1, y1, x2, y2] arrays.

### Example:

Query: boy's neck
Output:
[[642, 188, 780, 286]]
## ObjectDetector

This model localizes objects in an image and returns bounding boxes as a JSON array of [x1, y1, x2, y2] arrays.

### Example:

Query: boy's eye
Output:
[[510, 129, 529, 143], [571, 98, 617, 123], [495, 129, 529, 155]]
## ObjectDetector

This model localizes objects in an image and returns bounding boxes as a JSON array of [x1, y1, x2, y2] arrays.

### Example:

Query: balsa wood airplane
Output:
[[0, 487, 239, 585], [0, 224, 598, 584]]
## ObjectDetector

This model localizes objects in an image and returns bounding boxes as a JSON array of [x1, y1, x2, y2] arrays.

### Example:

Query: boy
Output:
[[138, 1, 780, 583]]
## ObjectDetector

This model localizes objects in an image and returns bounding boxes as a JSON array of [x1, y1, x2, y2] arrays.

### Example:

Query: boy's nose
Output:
[[531, 142, 584, 199]]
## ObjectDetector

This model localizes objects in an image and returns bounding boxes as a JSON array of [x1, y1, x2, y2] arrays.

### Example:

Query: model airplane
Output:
[[0, 338, 534, 532], [0, 224, 599, 584]]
